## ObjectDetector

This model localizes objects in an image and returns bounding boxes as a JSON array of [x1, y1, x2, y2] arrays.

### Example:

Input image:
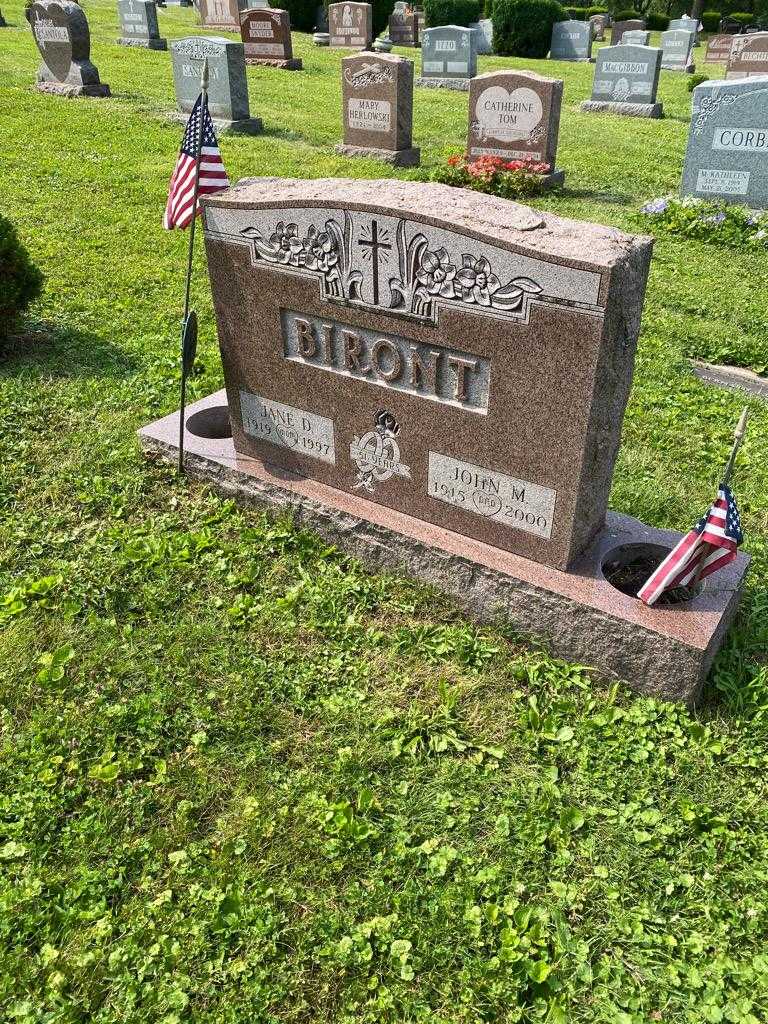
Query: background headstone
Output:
[[621, 29, 650, 45], [118, 0, 167, 49], [467, 70, 565, 185], [550, 19, 593, 61], [328, 2, 372, 48], [580, 43, 663, 117], [171, 36, 262, 132], [589, 14, 608, 41], [682, 78, 768, 209], [660, 28, 694, 71], [705, 34, 735, 64], [388, 9, 418, 46], [335, 51, 419, 165], [417, 25, 475, 89], [610, 18, 644, 45], [198, 0, 245, 31], [726, 32, 768, 78], [26, 0, 110, 96], [669, 14, 699, 46], [469, 17, 492, 55], [240, 8, 301, 68]]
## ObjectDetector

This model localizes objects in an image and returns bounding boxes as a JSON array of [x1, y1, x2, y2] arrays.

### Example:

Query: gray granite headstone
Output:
[[118, 0, 167, 49], [621, 29, 649, 45], [705, 33, 735, 64], [417, 25, 475, 89], [669, 15, 699, 46], [550, 19, 592, 61], [726, 32, 768, 78], [27, 0, 110, 96], [610, 18, 643, 45], [580, 43, 663, 118], [469, 18, 492, 55], [682, 78, 768, 209], [170, 36, 262, 132], [388, 9, 418, 46], [328, 2, 372, 48], [660, 28, 694, 70]]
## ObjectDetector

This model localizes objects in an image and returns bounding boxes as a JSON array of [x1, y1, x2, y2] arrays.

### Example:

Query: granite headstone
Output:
[[682, 78, 768, 209], [240, 8, 301, 68], [198, 0, 245, 31], [328, 1, 372, 48], [27, 0, 110, 96], [550, 19, 593, 61], [621, 29, 650, 45], [467, 70, 565, 185], [580, 43, 663, 117], [118, 0, 167, 49], [469, 17, 492, 55], [610, 18, 644, 45], [590, 14, 608, 41], [669, 14, 700, 46], [705, 33, 735, 64], [335, 51, 419, 166], [171, 36, 262, 132], [388, 9, 418, 46], [660, 28, 694, 71], [417, 24, 475, 89], [726, 32, 768, 78]]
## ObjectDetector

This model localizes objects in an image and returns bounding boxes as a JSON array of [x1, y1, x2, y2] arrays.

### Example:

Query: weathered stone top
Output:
[[201, 177, 652, 269]]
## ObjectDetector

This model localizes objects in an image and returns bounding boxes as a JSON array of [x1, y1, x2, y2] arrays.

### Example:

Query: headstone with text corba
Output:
[[726, 32, 768, 78], [27, 0, 110, 96], [240, 8, 301, 69], [417, 25, 476, 90], [171, 36, 262, 133], [118, 0, 167, 50], [328, 1, 372, 48], [580, 43, 663, 118], [335, 51, 419, 166], [550, 19, 593, 61], [467, 70, 565, 187], [660, 28, 694, 71]]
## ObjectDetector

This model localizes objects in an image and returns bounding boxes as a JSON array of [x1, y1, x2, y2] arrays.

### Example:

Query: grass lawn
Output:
[[2, 4, 768, 1020]]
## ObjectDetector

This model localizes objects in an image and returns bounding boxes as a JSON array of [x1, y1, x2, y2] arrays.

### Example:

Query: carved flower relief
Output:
[[268, 221, 304, 264], [301, 225, 339, 274], [456, 255, 501, 306], [415, 247, 457, 297]]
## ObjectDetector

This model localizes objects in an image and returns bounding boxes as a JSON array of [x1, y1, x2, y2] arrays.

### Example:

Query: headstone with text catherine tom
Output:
[[550, 19, 593, 61], [726, 32, 768, 78], [580, 43, 663, 118], [417, 25, 476, 89], [705, 33, 735, 64], [328, 1, 372, 48], [669, 14, 699, 45], [388, 8, 418, 46], [610, 18, 643, 44], [621, 28, 649, 45], [118, 0, 167, 49], [27, 0, 110, 96], [660, 28, 694, 71], [171, 36, 262, 132], [240, 8, 301, 68], [682, 78, 768, 209], [467, 70, 565, 186], [198, 0, 245, 31], [336, 51, 419, 166]]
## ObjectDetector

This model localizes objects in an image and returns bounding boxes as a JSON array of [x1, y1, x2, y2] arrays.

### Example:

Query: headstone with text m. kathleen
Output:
[[240, 8, 301, 68], [417, 24, 475, 90], [27, 0, 110, 96], [118, 0, 167, 49], [580, 43, 663, 118], [171, 36, 262, 133], [335, 51, 419, 166], [550, 20, 593, 61]]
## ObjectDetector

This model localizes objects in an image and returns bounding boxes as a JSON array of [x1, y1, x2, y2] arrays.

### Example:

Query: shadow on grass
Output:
[[0, 321, 140, 380], [560, 188, 634, 204]]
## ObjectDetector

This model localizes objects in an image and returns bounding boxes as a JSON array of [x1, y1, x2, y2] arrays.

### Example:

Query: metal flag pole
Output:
[[177, 57, 208, 476]]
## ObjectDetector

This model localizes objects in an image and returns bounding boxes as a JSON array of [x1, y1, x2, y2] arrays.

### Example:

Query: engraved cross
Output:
[[357, 220, 392, 307]]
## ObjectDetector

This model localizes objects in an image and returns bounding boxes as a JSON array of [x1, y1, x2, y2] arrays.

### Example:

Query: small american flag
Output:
[[163, 94, 229, 230], [638, 484, 743, 606]]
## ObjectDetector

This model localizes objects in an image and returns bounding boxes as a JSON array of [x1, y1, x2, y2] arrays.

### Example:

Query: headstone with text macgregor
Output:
[[660, 28, 694, 71], [171, 36, 262, 133], [467, 70, 565, 186], [705, 34, 734, 64], [328, 1, 372, 48], [336, 51, 419, 166], [682, 78, 768, 209], [240, 8, 301, 68], [417, 25, 476, 89], [388, 8, 418, 46], [580, 43, 663, 118], [198, 0, 245, 31], [550, 20, 593, 61], [27, 0, 110, 96], [610, 18, 643, 44], [726, 32, 768, 78], [118, 0, 167, 49]]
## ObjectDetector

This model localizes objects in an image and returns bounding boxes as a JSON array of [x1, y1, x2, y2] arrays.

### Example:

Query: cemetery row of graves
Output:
[[2, 0, 768, 1019]]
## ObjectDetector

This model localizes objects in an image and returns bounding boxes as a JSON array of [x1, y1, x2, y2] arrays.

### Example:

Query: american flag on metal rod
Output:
[[163, 94, 229, 231], [638, 483, 744, 606]]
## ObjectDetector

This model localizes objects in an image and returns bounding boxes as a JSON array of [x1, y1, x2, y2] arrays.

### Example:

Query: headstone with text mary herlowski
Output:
[[171, 36, 262, 132], [240, 7, 302, 68], [580, 43, 663, 118], [726, 32, 768, 78], [328, 1, 372, 48], [335, 51, 419, 166], [118, 0, 168, 49], [417, 25, 476, 90], [467, 70, 565, 187], [27, 0, 110, 95]]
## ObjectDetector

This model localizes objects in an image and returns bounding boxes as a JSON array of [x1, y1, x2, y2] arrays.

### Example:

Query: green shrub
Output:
[[371, 0, 393, 34], [646, 12, 668, 29], [424, 0, 483, 25], [688, 72, 709, 90], [565, 5, 589, 17], [493, 0, 567, 55], [729, 11, 755, 26], [0, 214, 43, 340], [701, 9, 721, 31], [585, 5, 607, 15], [279, 0, 317, 30], [613, 8, 640, 20]]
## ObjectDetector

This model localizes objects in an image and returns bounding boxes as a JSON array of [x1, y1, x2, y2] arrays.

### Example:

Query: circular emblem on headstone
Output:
[[349, 411, 411, 494]]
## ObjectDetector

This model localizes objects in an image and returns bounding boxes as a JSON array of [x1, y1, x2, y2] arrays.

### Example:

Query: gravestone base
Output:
[[118, 36, 168, 49], [538, 169, 565, 189], [139, 389, 750, 706], [313, 31, 329, 44], [661, 61, 695, 72], [245, 56, 302, 69], [335, 142, 421, 167], [168, 110, 263, 134], [416, 76, 470, 90], [36, 80, 111, 97], [580, 98, 663, 118]]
